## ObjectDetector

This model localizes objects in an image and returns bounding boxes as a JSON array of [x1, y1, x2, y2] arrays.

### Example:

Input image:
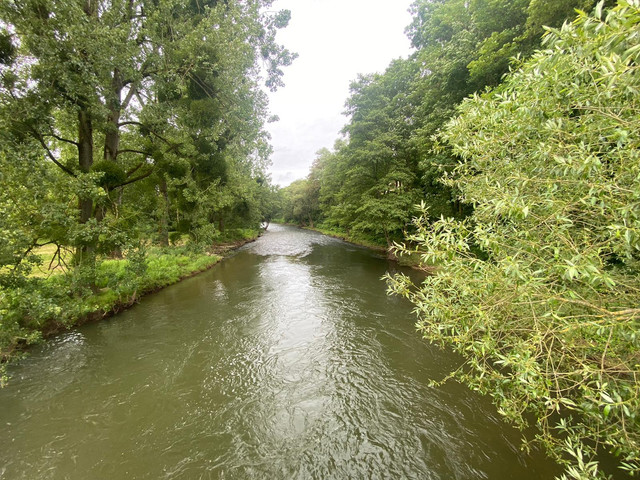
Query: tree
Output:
[[0, 0, 294, 273], [303, 0, 599, 249], [387, 2, 640, 477], [319, 60, 424, 245], [280, 178, 319, 227]]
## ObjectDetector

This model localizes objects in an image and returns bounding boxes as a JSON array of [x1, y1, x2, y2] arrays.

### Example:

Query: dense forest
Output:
[[280, 0, 615, 247], [0, 1, 291, 373], [281, 1, 639, 479], [2, 0, 639, 478]]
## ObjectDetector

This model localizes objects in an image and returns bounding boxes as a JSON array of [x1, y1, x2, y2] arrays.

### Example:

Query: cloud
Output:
[[266, 0, 414, 187], [269, 116, 343, 187]]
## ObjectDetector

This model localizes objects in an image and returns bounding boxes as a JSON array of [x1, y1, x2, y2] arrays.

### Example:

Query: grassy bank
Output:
[[0, 229, 259, 385], [304, 224, 424, 268], [306, 225, 387, 250]]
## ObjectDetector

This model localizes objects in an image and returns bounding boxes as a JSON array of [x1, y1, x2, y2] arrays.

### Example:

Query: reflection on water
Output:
[[247, 223, 338, 258], [0, 225, 561, 479]]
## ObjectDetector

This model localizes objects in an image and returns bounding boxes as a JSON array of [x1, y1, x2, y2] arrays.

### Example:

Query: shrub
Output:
[[387, 2, 640, 478]]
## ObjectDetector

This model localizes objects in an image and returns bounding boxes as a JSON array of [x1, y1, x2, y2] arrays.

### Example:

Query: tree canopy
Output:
[[388, 1, 640, 478], [0, 0, 294, 270]]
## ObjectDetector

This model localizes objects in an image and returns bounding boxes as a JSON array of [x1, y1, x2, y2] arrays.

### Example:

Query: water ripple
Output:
[[0, 225, 561, 479]]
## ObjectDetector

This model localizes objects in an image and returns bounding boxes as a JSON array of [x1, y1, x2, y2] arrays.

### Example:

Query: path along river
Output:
[[0, 225, 561, 479]]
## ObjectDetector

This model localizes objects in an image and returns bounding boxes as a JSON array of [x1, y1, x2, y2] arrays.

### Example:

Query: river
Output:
[[0, 225, 561, 479]]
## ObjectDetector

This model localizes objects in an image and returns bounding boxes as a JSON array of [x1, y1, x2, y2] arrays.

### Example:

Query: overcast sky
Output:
[[265, 0, 415, 187]]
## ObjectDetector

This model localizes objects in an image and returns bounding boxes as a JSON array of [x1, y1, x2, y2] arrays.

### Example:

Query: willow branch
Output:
[[551, 296, 640, 319]]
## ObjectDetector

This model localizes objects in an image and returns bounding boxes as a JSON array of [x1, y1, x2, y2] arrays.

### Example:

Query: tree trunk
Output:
[[383, 228, 396, 260], [383, 228, 391, 249], [104, 69, 122, 163], [74, 0, 97, 275], [78, 109, 94, 225], [159, 177, 170, 246], [76, 108, 96, 269]]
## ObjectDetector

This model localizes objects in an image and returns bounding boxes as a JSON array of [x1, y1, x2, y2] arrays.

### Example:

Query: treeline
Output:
[[279, 0, 614, 247], [0, 0, 292, 370], [283, 0, 640, 479]]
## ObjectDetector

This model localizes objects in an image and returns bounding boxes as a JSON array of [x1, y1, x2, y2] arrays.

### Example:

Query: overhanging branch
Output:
[[31, 129, 77, 177]]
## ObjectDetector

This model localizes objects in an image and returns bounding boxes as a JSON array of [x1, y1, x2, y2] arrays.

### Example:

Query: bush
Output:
[[387, 2, 640, 478]]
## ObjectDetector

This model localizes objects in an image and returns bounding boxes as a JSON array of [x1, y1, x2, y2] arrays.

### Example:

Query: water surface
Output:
[[0, 225, 560, 479]]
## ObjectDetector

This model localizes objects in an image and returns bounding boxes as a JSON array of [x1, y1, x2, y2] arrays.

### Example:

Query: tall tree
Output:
[[0, 0, 294, 272]]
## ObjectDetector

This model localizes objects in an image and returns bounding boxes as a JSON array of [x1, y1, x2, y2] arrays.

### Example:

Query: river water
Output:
[[0, 225, 561, 479]]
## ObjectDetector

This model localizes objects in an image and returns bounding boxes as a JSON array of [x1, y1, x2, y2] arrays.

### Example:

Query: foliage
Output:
[[279, 0, 597, 248], [0, 0, 293, 379], [0, 0, 292, 269], [387, 2, 640, 478]]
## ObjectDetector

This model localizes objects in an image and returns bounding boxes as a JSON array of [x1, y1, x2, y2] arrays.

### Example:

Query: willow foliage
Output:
[[387, 2, 640, 478]]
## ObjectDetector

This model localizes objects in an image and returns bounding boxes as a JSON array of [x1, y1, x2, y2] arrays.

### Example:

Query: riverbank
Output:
[[304, 225, 387, 251], [302, 225, 426, 269], [0, 232, 259, 385]]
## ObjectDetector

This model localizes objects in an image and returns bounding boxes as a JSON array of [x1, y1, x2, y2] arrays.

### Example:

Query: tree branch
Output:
[[117, 121, 180, 148], [112, 167, 155, 188], [135, 90, 146, 107], [116, 148, 150, 158], [30, 128, 77, 177], [121, 82, 138, 111], [10, 239, 59, 273], [44, 132, 79, 146], [126, 161, 145, 176]]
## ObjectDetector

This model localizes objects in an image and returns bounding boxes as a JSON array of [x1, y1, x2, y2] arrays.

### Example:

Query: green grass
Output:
[[0, 247, 224, 375]]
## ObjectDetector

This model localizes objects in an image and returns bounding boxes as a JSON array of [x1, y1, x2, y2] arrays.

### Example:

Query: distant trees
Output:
[[279, 0, 602, 246], [388, 2, 640, 478]]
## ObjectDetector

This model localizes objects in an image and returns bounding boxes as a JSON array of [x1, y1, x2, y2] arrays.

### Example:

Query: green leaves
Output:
[[0, 0, 293, 368], [389, 1, 640, 478]]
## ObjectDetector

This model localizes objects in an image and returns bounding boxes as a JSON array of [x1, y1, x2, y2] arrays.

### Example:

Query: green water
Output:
[[0, 225, 561, 479]]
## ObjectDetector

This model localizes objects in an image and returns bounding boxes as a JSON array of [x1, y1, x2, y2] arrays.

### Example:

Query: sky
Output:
[[264, 0, 415, 187]]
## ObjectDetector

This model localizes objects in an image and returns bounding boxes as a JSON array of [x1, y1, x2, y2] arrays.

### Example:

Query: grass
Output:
[[31, 243, 73, 277], [0, 229, 261, 384]]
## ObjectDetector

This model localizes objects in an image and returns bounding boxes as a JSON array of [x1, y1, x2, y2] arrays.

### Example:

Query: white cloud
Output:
[[265, 0, 414, 187]]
